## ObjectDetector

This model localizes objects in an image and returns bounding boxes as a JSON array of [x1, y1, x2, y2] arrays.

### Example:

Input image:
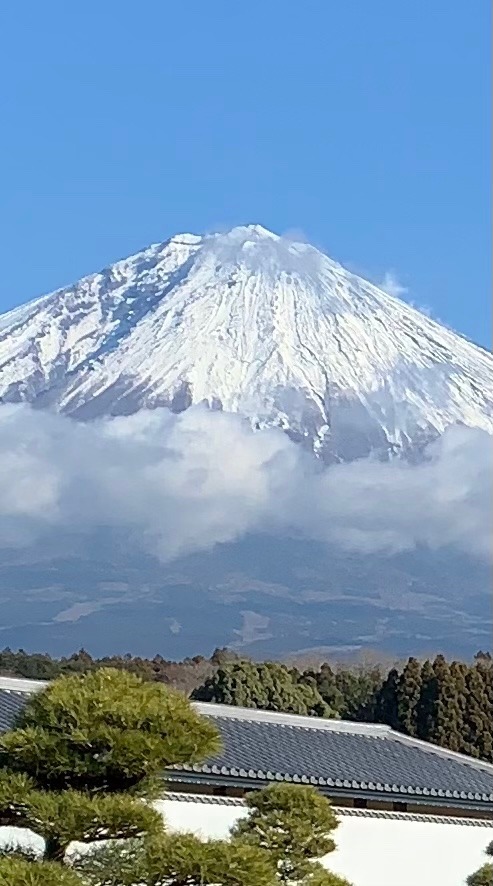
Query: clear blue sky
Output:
[[0, 1, 490, 345]]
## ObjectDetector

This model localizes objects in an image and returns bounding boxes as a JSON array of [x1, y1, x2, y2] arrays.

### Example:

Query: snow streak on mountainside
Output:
[[0, 224, 492, 460]]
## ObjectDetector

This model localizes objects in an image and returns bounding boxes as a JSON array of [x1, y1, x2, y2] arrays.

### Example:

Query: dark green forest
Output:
[[1, 646, 492, 762]]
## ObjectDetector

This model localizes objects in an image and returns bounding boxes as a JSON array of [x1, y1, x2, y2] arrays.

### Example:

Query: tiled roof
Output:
[[0, 689, 28, 733], [2, 680, 493, 814], [0, 676, 47, 693], [175, 704, 493, 812]]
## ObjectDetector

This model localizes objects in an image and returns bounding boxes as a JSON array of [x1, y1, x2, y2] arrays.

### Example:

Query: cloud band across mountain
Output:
[[0, 404, 490, 563]]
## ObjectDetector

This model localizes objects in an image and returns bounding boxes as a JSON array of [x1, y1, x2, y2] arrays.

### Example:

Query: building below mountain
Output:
[[0, 675, 492, 886]]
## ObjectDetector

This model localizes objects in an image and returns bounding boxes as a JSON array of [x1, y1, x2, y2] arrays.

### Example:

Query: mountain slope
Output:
[[0, 224, 492, 460], [0, 533, 490, 659]]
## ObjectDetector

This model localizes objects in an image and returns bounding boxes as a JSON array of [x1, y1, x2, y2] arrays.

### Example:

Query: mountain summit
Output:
[[1, 224, 492, 460]]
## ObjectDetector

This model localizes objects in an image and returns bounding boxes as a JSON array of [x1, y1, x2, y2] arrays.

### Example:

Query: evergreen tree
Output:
[[467, 865, 493, 886], [76, 786, 354, 886], [374, 667, 399, 728], [428, 655, 449, 746], [333, 667, 383, 722], [1, 668, 220, 794], [2, 669, 329, 886], [231, 783, 350, 885], [0, 668, 220, 867], [303, 665, 344, 716], [483, 669, 493, 722], [193, 661, 332, 716], [210, 647, 242, 666], [0, 857, 82, 885], [476, 661, 493, 759], [466, 839, 493, 886], [74, 832, 276, 886], [0, 648, 61, 682], [415, 660, 437, 740], [474, 651, 492, 663], [463, 665, 493, 761], [396, 657, 423, 737], [442, 661, 468, 751], [61, 648, 95, 674]]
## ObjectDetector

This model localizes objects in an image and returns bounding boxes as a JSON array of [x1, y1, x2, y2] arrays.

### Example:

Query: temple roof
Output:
[[2, 679, 493, 814]]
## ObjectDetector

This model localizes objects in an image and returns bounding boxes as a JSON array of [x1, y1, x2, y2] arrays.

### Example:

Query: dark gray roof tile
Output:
[[184, 712, 493, 806], [0, 689, 27, 732], [2, 682, 493, 811]]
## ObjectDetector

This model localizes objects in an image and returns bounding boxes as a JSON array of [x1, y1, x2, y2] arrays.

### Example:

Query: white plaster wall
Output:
[[325, 816, 492, 886], [2, 801, 492, 886], [157, 799, 493, 886], [154, 797, 248, 839], [0, 826, 43, 853]]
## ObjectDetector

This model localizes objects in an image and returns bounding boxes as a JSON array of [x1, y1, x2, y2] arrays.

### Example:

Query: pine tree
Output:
[[1, 668, 351, 885], [0, 857, 82, 885], [231, 783, 351, 885], [466, 839, 493, 886], [74, 832, 276, 886], [0, 668, 220, 872], [76, 787, 354, 886]]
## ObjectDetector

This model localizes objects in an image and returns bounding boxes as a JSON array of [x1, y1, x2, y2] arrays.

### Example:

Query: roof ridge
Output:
[[390, 730, 493, 776], [0, 676, 47, 693], [192, 702, 392, 735]]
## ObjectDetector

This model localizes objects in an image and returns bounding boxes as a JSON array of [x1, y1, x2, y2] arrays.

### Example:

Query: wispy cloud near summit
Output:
[[380, 271, 408, 299]]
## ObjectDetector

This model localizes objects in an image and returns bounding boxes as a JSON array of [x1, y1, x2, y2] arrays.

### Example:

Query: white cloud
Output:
[[0, 404, 490, 564], [380, 271, 408, 299], [380, 273, 441, 322], [280, 227, 310, 244]]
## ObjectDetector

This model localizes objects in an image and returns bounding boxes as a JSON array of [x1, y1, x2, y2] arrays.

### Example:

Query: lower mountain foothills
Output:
[[2, 646, 492, 763]]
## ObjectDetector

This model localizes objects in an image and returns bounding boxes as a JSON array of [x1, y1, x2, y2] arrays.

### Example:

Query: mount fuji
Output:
[[0, 225, 491, 659], [1, 224, 492, 461]]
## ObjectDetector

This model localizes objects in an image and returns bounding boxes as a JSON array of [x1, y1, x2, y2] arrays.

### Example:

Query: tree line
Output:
[[1, 647, 492, 762], [193, 653, 493, 762]]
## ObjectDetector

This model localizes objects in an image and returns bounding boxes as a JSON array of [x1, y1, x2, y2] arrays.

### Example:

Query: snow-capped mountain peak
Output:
[[0, 224, 492, 460]]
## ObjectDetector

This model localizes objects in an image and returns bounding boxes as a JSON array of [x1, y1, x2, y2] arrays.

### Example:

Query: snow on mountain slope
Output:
[[0, 224, 492, 460]]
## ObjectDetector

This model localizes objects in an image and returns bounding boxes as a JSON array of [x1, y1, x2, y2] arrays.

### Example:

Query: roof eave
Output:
[[165, 770, 493, 817]]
